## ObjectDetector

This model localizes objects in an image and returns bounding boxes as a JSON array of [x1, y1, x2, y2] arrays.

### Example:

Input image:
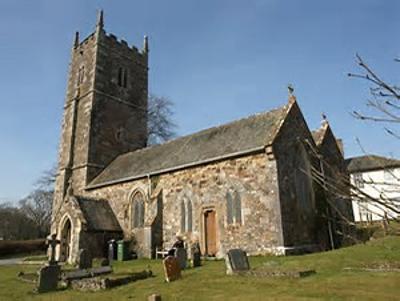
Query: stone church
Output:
[[51, 12, 353, 263]]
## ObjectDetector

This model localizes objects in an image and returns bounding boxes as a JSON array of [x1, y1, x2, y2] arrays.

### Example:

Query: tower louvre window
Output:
[[118, 67, 128, 88]]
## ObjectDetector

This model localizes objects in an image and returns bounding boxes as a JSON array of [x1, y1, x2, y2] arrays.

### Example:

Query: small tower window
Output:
[[118, 67, 128, 88]]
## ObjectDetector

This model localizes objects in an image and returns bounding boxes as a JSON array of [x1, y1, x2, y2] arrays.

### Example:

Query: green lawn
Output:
[[1, 236, 400, 301]]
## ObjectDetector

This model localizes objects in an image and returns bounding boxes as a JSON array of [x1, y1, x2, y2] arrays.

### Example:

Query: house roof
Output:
[[89, 103, 290, 188], [345, 155, 400, 173], [76, 197, 122, 232]]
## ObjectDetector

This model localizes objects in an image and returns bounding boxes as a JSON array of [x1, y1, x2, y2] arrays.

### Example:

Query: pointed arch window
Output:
[[226, 191, 242, 225], [132, 191, 145, 228], [180, 199, 193, 232]]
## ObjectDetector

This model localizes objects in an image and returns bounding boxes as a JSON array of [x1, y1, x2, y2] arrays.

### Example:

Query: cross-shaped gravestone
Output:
[[47, 234, 60, 265], [163, 256, 181, 282], [225, 249, 250, 275]]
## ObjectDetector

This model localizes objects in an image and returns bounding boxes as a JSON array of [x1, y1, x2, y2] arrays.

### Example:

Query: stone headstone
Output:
[[191, 242, 201, 268], [37, 264, 61, 293], [225, 249, 250, 275], [78, 249, 92, 270], [100, 258, 110, 267], [175, 248, 187, 270], [163, 256, 181, 282], [148, 294, 162, 301]]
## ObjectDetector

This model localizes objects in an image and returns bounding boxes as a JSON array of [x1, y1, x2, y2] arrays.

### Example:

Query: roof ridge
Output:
[[118, 103, 288, 158]]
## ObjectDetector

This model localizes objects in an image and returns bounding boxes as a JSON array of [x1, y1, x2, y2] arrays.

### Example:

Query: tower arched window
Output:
[[226, 191, 242, 225], [132, 191, 145, 228], [180, 199, 193, 232]]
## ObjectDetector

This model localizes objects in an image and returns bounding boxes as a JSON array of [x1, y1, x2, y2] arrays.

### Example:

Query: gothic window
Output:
[[226, 192, 233, 224], [118, 67, 128, 88], [294, 144, 314, 211], [132, 191, 145, 228], [226, 191, 242, 225], [187, 199, 192, 232], [234, 192, 242, 224], [180, 199, 193, 232], [180, 200, 186, 233]]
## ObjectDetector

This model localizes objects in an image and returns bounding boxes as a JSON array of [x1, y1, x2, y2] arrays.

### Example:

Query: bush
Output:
[[0, 239, 47, 258]]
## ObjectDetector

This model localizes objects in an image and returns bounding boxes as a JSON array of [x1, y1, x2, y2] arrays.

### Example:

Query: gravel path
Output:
[[0, 258, 24, 266]]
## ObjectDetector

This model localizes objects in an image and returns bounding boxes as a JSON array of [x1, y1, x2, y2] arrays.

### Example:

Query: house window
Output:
[[118, 67, 128, 88], [354, 173, 364, 188], [132, 191, 145, 228], [226, 191, 242, 225], [180, 199, 193, 232]]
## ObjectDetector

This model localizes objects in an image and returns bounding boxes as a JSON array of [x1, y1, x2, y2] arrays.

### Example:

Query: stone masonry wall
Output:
[[84, 152, 284, 258], [273, 100, 319, 249]]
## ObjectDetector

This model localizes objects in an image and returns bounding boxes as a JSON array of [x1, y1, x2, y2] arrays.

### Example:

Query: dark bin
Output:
[[117, 240, 130, 261], [108, 239, 117, 262]]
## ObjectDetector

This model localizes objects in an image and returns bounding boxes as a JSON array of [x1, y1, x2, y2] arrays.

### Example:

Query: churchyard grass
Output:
[[0, 236, 399, 300]]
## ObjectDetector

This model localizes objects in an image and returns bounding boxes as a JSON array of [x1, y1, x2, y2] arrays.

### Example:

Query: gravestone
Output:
[[37, 264, 61, 293], [78, 249, 92, 269], [163, 256, 181, 282], [100, 258, 110, 267], [148, 294, 162, 301], [225, 249, 250, 275], [191, 242, 201, 267], [175, 248, 187, 270], [47, 234, 60, 265]]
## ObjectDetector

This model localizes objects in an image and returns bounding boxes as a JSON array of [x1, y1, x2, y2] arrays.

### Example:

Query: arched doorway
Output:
[[60, 218, 72, 262]]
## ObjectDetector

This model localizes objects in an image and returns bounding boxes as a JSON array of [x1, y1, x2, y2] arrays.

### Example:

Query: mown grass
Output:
[[0, 236, 399, 301]]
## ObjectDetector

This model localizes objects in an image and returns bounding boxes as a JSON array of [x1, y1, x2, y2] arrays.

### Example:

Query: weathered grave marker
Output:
[[163, 256, 181, 282], [78, 249, 92, 270], [175, 248, 187, 270], [225, 249, 250, 275], [191, 242, 201, 267], [37, 264, 61, 293]]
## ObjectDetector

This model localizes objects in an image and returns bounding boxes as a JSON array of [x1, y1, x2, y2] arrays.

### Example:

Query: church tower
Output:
[[53, 11, 148, 214]]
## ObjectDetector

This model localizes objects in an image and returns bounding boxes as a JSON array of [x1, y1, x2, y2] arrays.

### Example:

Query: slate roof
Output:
[[89, 103, 289, 188], [345, 155, 400, 173], [76, 197, 122, 232]]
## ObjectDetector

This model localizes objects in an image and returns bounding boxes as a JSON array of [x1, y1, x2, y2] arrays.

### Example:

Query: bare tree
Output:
[[348, 54, 400, 137], [147, 94, 177, 145], [19, 189, 53, 238]]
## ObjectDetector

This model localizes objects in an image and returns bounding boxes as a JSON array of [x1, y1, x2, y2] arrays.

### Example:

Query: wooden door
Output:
[[204, 210, 217, 256]]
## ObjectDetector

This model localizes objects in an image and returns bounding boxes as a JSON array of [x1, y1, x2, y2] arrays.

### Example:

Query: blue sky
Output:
[[0, 0, 399, 202]]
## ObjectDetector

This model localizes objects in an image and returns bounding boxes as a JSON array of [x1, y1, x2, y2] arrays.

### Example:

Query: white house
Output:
[[346, 155, 400, 222]]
